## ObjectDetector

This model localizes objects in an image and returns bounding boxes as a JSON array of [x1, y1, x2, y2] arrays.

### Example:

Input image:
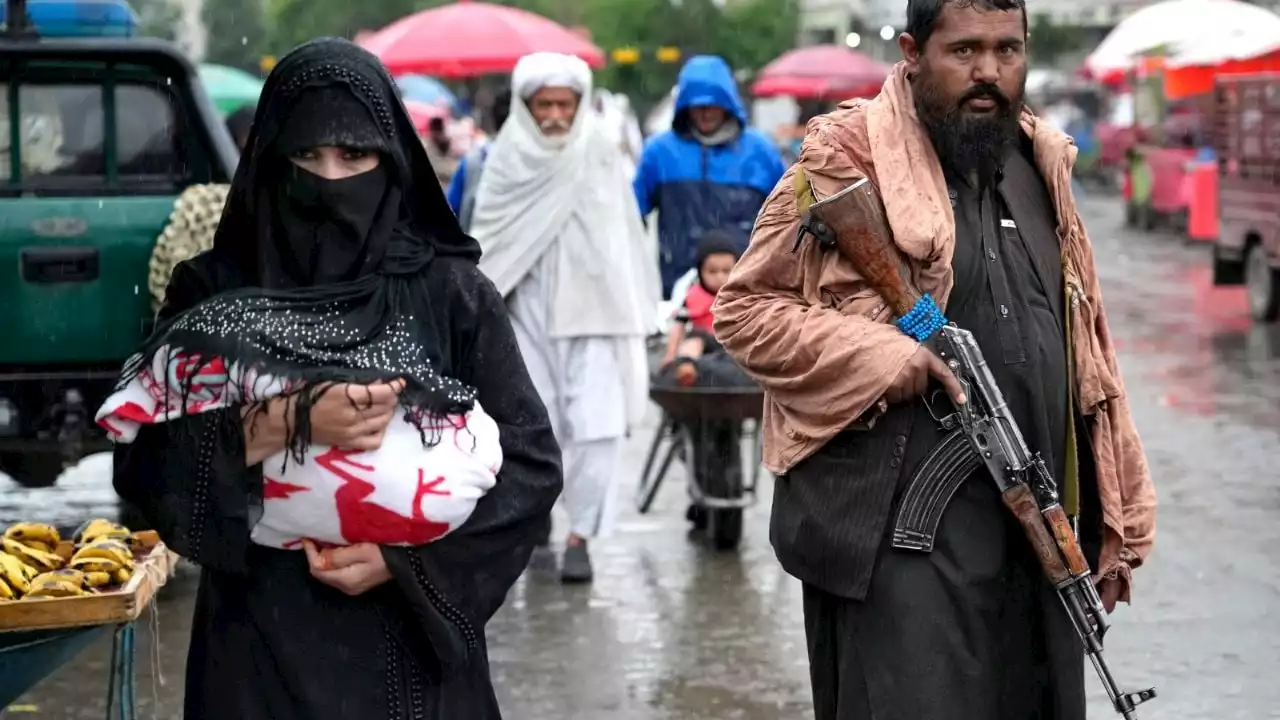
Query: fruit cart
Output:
[[0, 529, 175, 719]]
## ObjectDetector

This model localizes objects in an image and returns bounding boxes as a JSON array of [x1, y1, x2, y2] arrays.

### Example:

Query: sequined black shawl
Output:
[[119, 39, 483, 460]]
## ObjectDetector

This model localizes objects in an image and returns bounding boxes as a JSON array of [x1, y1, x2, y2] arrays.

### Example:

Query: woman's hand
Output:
[[310, 380, 406, 451], [302, 540, 392, 596]]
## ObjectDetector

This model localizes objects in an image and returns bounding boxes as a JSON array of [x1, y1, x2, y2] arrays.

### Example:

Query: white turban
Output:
[[512, 52, 591, 100]]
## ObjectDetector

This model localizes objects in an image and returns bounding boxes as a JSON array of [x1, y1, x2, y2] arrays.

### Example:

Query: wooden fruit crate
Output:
[[0, 531, 177, 632]]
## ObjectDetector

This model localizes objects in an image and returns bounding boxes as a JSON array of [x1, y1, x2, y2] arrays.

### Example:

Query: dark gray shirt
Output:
[[910, 137, 1071, 494]]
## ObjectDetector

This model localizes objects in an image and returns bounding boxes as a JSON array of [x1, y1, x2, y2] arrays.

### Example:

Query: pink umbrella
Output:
[[752, 45, 891, 100], [358, 0, 606, 78]]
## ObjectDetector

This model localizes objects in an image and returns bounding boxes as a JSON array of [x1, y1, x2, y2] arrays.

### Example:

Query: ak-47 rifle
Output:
[[805, 177, 1157, 720]]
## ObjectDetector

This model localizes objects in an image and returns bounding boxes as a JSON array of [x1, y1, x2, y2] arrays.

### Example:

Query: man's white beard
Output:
[[539, 117, 572, 146]]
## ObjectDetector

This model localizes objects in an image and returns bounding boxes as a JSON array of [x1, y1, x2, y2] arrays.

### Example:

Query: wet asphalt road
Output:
[[3, 195, 1279, 719]]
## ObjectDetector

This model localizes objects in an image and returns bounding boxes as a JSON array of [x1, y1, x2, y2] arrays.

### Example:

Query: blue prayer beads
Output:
[[894, 295, 948, 341]]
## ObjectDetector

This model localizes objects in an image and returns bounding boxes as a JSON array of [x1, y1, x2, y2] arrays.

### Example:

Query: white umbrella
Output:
[[1168, 26, 1280, 67], [1085, 0, 1280, 76]]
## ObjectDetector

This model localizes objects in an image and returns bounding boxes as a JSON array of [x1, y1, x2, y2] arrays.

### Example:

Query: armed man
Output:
[[713, 0, 1158, 717]]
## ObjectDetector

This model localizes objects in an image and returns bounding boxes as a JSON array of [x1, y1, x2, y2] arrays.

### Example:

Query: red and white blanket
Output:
[[95, 347, 502, 549]]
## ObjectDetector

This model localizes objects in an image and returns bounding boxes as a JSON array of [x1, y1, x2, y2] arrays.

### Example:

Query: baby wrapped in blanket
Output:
[[96, 289, 502, 550]]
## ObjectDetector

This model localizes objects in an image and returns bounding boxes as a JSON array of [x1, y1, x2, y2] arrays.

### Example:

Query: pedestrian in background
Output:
[[633, 54, 786, 298], [224, 104, 255, 152], [447, 86, 512, 232], [469, 52, 660, 583]]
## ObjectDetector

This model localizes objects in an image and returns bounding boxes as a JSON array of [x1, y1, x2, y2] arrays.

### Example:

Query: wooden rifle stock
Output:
[[806, 178, 920, 317]]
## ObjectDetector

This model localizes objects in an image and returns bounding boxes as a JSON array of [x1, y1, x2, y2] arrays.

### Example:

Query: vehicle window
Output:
[[118, 84, 181, 176], [0, 81, 182, 186]]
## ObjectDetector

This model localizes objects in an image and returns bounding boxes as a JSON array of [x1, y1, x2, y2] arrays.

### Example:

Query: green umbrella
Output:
[[198, 63, 264, 115]]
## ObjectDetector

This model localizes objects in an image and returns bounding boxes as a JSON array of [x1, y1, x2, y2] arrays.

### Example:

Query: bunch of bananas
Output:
[[0, 519, 138, 601]]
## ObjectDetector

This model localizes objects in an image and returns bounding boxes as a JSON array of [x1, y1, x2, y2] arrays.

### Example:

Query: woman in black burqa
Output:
[[112, 38, 562, 719]]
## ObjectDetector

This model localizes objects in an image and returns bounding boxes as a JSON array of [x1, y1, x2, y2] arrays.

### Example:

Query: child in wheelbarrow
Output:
[[656, 230, 754, 535], [659, 230, 741, 386]]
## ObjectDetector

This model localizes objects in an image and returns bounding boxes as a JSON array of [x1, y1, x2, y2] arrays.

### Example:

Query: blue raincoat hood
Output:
[[673, 55, 747, 130]]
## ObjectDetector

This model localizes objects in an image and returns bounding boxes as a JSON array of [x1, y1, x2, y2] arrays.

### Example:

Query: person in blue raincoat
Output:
[[447, 87, 512, 232], [634, 56, 786, 298]]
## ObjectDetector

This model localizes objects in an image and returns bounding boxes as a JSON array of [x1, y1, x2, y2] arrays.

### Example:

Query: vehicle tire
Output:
[[1212, 246, 1245, 286], [1245, 242, 1280, 322], [708, 507, 743, 551], [706, 438, 747, 548], [0, 451, 64, 489]]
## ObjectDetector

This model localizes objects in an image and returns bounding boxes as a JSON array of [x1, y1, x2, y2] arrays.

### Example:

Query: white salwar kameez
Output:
[[507, 249, 625, 537], [470, 53, 660, 540]]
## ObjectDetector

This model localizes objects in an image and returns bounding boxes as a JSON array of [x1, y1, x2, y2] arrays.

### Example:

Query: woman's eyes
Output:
[[290, 148, 368, 162]]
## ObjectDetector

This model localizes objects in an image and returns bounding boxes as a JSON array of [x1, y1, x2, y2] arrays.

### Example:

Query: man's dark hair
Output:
[[492, 87, 512, 132], [905, 0, 1027, 49], [428, 116, 446, 134]]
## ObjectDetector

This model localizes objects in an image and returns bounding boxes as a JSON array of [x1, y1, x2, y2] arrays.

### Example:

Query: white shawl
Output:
[[472, 55, 657, 338], [470, 53, 660, 427]]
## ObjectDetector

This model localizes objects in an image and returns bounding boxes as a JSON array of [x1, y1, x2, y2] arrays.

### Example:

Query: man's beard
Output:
[[539, 117, 572, 135], [912, 65, 1024, 186]]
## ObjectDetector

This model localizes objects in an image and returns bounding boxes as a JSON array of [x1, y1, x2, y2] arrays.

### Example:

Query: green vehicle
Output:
[[0, 0, 238, 486]]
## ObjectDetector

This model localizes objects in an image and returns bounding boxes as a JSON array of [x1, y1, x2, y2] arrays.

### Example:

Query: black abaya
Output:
[[110, 38, 563, 719], [116, 253, 562, 719]]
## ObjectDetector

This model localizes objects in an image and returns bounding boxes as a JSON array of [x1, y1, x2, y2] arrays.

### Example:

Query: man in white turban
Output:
[[469, 52, 660, 583]]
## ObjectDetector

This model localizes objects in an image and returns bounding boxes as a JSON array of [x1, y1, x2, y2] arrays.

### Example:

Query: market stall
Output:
[[0, 520, 176, 719], [1084, 0, 1280, 234]]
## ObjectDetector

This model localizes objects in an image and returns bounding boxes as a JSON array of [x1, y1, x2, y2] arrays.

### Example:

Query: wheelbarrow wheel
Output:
[[0, 451, 66, 489], [708, 507, 743, 551]]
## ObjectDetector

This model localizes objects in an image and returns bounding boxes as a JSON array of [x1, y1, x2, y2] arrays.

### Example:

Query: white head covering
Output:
[[470, 51, 598, 291], [470, 52, 660, 432], [512, 52, 591, 101]]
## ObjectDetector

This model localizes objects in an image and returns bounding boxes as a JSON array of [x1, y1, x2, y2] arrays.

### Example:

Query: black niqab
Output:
[[219, 38, 478, 281], [268, 84, 395, 287], [121, 38, 485, 461]]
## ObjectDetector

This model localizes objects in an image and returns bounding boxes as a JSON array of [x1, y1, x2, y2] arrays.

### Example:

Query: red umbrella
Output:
[[752, 45, 891, 100], [358, 0, 606, 78]]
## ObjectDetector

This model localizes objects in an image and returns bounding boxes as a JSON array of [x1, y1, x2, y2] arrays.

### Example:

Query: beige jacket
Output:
[[713, 65, 1156, 601]]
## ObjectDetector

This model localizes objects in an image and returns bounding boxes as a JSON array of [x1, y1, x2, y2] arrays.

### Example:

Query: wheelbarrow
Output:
[[0, 622, 138, 718], [636, 385, 765, 550]]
